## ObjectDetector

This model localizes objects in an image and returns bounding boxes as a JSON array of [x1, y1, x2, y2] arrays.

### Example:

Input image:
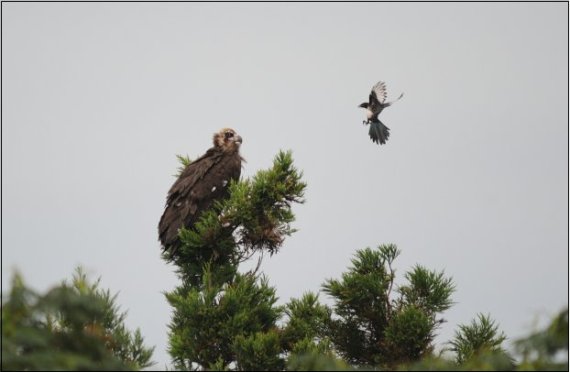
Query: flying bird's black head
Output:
[[213, 128, 243, 153]]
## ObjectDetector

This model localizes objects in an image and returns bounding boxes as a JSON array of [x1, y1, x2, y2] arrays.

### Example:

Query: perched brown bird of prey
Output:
[[158, 128, 243, 252], [358, 81, 404, 145]]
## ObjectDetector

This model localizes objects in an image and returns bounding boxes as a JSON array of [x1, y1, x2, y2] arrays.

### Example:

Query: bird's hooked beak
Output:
[[358, 103, 368, 108], [234, 135, 243, 145]]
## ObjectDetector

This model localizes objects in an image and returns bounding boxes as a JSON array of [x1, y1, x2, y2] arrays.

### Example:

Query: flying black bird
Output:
[[358, 81, 404, 145], [158, 128, 243, 253]]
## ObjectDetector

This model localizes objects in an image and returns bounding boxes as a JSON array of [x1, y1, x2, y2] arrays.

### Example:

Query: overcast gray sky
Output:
[[2, 2, 568, 369]]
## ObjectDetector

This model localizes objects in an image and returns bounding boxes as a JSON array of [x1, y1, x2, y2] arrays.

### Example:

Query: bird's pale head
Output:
[[213, 128, 243, 152]]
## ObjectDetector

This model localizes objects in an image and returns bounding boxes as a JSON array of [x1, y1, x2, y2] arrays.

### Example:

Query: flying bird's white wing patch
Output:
[[371, 81, 388, 104]]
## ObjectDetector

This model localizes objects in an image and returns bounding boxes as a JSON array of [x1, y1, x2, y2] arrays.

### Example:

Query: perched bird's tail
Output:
[[369, 121, 390, 145]]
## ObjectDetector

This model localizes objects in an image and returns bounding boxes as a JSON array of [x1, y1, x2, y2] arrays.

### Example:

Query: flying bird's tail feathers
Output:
[[369, 121, 390, 145]]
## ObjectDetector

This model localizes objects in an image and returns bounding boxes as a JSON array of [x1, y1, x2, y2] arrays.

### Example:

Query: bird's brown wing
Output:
[[158, 148, 241, 250]]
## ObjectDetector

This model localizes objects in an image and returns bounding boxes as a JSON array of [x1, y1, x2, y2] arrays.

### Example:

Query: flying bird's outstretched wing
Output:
[[384, 92, 404, 108], [369, 81, 388, 113]]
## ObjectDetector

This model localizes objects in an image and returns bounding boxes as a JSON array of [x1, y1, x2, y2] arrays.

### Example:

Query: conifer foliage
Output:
[[3, 149, 567, 371], [322, 244, 455, 368], [1, 268, 154, 371]]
